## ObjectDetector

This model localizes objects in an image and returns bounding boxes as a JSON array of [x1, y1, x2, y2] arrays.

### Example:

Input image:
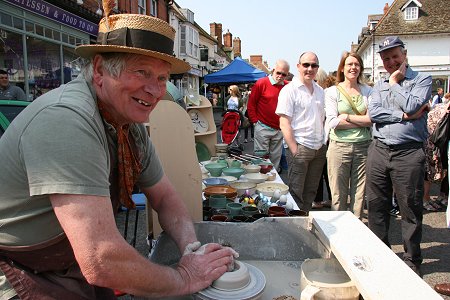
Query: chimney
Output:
[[223, 29, 232, 48], [383, 3, 389, 14], [209, 22, 222, 45], [233, 37, 241, 57], [250, 55, 263, 66]]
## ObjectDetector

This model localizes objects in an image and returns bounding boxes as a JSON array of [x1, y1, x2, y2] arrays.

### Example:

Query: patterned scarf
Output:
[[98, 101, 141, 209]]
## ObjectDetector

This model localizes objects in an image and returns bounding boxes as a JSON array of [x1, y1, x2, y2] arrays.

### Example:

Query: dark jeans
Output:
[[366, 139, 425, 268]]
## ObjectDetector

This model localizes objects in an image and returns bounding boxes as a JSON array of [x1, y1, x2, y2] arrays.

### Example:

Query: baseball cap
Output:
[[377, 36, 405, 53]]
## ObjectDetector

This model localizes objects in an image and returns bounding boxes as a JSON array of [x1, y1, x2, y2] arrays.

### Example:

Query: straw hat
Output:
[[75, 14, 190, 74]]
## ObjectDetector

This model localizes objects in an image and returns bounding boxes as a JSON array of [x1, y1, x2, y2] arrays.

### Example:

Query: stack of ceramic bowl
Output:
[[215, 143, 228, 158]]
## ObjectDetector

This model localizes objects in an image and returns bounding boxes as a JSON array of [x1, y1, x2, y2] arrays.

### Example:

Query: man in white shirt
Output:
[[276, 52, 327, 212]]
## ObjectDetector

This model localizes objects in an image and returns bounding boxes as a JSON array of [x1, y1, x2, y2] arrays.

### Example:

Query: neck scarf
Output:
[[98, 101, 141, 209]]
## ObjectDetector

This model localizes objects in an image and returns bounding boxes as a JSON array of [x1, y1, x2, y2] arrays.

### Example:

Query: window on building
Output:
[[180, 24, 199, 59], [150, 0, 158, 17], [138, 0, 146, 15], [404, 7, 418, 20]]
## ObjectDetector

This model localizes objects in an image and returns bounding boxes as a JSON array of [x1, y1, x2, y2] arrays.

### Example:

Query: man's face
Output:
[[0, 74, 9, 89], [272, 64, 289, 84], [94, 54, 170, 125], [379, 46, 407, 74], [297, 53, 319, 83]]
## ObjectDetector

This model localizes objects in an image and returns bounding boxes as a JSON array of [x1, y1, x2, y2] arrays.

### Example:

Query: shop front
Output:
[[0, 0, 97, 100]]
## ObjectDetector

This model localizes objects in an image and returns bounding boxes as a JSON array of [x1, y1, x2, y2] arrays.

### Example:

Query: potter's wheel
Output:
[[196, 261, 266, 300]]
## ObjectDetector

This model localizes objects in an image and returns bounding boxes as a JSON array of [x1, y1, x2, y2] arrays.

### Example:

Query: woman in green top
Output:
[[324, 52, 372, 219]]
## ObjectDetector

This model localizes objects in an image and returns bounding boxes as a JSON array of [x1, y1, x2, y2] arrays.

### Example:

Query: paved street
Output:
[[114, 108, 450, 299]]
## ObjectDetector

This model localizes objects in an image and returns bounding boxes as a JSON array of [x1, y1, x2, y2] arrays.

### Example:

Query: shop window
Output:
[[27, 36, 61, 98], [54, 31, 61, 41], [44, 28, 53, 39], [35, 25, 44, 36], [62, 33, 69, 44], [0, 29, 25, 90], [63, 46, 82, 83], [0, 12, 12, 27], [25, 21, 34, 33], [69, 36, 75, 45], [13, 17, 23, 30]]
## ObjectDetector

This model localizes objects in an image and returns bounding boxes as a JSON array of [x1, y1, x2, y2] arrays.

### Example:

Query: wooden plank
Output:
[[309, 211, 442, 300], [148, 100, 203, 236]]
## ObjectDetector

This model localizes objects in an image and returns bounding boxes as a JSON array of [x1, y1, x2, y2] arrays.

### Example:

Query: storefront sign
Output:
[[6, 0, 98, 36]]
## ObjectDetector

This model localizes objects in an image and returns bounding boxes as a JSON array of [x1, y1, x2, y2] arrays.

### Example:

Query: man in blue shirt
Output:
[[367, 36, 432, 277]]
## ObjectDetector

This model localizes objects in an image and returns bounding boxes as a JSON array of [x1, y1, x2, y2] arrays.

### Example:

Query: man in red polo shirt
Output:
[[247, 60, 290, 171]]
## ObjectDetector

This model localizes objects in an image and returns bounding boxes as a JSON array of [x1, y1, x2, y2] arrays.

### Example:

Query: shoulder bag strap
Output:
[[336, 85, 363, 115]]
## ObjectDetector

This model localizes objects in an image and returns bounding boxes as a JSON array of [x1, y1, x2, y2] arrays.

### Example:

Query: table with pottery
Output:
[[200, 146, 302, 223]]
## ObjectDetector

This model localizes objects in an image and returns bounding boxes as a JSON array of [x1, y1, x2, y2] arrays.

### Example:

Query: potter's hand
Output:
[[183, 241, 201, 255], [222, 246, 239, 271], [177, 243, 236, 294]]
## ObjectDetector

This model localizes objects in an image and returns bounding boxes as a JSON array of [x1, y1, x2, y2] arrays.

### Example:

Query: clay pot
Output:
[[211, 215, 228, 222], [226, 202, 243, 216], [267, 206, 286, 216]]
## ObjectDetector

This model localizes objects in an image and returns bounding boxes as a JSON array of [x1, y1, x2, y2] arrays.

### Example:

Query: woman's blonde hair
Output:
[[228, 85, 240, 97]]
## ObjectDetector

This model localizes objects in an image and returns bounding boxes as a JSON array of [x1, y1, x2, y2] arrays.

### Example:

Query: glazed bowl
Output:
[[259, 163, 273, 174], [203, 185, 238, 199], [222, 167, 245, 179], [230, 181, 257, 196], [203, 177, 229, 187], [243, 173, 269, 184], [204, 163, 226, 177], [217, 176, 238, 184], [243, 164, 261, 173]]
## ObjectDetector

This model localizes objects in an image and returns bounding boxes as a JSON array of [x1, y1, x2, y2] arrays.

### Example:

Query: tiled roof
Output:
[[375, 0, 450, 35]]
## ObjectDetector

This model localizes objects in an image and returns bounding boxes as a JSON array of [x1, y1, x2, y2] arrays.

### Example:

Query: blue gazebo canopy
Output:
[[204, 57, 267, 84]]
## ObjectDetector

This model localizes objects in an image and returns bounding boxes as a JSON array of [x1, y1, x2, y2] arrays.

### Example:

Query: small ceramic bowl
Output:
[[230, 181, 257, 196], [222, 167, 245, 179], [203, 177, 229, 187], [204, 163, 226, 177], [243, 164, 261, 173], [259, 163, 273, 174], [209, 194, 227, 209], [217, 176, 238, 184], [243, 173, 269, 184]]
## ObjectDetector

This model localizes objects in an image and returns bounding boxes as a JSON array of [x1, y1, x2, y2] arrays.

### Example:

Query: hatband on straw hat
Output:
[[75, 14, 190, 74]]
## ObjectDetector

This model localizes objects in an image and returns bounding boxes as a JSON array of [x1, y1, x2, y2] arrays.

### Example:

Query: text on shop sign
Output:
[[5, 0, 99, 36]]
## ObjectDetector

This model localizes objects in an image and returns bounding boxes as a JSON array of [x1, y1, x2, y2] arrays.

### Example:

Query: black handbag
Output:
[[430, 113, 450, 169]]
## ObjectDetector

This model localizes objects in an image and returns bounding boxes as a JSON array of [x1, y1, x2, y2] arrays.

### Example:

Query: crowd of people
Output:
[[0, 6, 449, 298], [243, 36, 449, 286]]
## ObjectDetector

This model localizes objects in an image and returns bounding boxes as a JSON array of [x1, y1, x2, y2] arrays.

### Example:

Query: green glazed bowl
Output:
[[222, 167, 245, 179], [204, 163, 226, 177]]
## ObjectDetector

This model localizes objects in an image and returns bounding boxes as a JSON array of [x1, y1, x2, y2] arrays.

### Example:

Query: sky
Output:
[[175, 0, 393, 73]]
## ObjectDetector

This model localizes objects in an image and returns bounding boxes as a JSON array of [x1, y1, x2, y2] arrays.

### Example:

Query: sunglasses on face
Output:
[[275, 71, 287, 76], [301, 63, 319, 69]]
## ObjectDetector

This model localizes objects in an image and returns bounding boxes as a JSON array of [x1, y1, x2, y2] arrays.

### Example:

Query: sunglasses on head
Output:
[[275, 71, 287, 76], [301, 63, 319, 69]]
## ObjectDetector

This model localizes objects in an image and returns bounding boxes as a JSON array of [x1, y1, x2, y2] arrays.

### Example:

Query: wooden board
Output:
[[309, 211, 442, 300], [148, 100, 203, 236]]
